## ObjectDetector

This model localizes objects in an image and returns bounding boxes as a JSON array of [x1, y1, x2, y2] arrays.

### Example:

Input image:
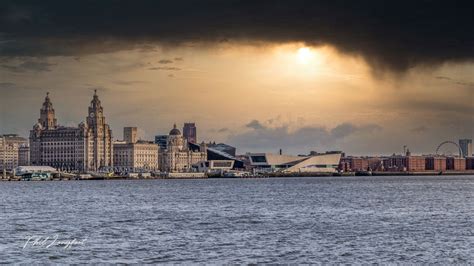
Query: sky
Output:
[[0, 1, 473, 156]]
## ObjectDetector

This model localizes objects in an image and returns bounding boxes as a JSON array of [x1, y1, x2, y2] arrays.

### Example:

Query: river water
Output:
[[0, 176, 473, 263]]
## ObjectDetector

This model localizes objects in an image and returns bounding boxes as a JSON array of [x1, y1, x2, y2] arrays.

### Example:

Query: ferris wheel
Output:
[[435, 141, 462, 156]]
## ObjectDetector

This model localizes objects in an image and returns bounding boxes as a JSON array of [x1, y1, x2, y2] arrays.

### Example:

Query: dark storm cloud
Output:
[[1, 1, 473, 71]]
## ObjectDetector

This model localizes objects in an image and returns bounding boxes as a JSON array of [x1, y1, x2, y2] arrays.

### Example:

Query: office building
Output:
[[459, 139, 472, 157], [154, 135, 168, 150], [183, 123, 197, 143], [113, 142, 159, 173], [18, 145, 30, 166], [113, 127, 159, 172], [124, 127, 138, 144], [0, 134, 28, 172]]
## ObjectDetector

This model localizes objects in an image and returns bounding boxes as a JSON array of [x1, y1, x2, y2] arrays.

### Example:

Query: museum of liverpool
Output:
[[248, 152, 342, 173]]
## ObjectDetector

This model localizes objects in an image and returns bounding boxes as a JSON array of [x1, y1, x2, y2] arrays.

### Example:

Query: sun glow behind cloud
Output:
[[296, 47, 315, 64], [259, 43, 368, 83], [1, 41, 472, 155]]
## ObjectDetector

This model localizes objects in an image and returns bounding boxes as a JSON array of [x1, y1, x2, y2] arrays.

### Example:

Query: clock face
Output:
[[90, 112, 95, 118]]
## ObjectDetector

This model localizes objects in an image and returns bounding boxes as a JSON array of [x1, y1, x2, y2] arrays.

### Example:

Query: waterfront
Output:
[[0, 176, 473, 263]]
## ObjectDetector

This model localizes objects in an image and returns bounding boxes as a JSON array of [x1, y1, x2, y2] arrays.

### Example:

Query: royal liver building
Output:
[[29, 91, 113, 172]]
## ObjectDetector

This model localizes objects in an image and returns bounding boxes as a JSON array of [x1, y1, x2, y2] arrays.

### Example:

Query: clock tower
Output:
[[87, 90, 105, 129], [38, 92, 57, 129], [86, 90, 113, 171]]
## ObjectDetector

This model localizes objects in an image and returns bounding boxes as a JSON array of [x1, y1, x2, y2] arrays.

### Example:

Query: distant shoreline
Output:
[[2, 171, 474, 181]]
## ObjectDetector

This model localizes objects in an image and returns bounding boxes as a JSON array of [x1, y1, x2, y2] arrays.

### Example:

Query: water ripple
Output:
[[0, 176, 473, 263]]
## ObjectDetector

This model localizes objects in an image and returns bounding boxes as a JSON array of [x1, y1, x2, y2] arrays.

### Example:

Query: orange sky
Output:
[[1, 43, 473, 155]]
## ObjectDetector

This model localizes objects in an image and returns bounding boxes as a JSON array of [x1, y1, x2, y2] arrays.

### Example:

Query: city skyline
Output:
[[1, 2, 473, 264], [2, 91, 471, 175], [1, 1, 473, 155], [0, 89, 473, 156]]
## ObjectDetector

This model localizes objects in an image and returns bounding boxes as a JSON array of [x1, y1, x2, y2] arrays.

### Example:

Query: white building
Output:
[[113, 127, 159, 172], [160, 124, 207, 172], [248, 152, 341, 173], [113, 141, 159, 172]]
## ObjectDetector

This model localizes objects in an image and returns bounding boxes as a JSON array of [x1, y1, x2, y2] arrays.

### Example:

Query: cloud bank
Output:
[[1, 0, 473, 71], [228, 120, 382, 154]]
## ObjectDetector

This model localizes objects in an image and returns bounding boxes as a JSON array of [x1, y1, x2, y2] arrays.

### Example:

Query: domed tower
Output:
[[38, 92, 57, 130], [167, 124, 185, 151]]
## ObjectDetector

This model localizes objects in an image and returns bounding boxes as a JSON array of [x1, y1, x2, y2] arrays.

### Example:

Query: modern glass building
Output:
[[459, 139, 473, 157], [154, 135, 168, 150]]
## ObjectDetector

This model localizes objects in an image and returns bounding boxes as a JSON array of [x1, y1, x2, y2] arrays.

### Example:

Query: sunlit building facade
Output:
[[113, 127, 159, 172], [29, 91, 113, 172], [160, 124, 207, 172], [0, 134, 28, 171]]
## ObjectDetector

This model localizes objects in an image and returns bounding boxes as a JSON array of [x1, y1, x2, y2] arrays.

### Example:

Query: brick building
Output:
[[446, 157, 466, 171], [466, 157, 474, 170], [384, 153, 426, 172], [425, 156, 447, 171]]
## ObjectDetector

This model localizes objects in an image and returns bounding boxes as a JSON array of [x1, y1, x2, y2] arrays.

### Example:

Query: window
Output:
[[251, 156, 267, 163]]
